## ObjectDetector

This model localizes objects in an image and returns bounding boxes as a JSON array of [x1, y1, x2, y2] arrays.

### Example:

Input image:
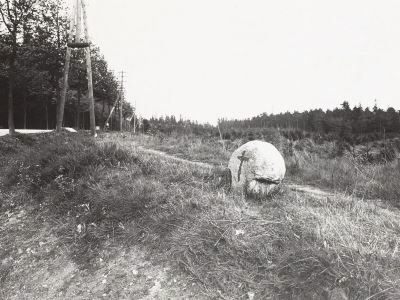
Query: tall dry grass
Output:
[[286, 147, 400, 207], [116, 131, 400, 207]]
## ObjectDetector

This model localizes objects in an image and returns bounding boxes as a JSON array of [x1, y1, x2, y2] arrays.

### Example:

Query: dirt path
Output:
[[133, 144, 335, 200], [132, 145, 400, 216], [135, 145, 214, 170]]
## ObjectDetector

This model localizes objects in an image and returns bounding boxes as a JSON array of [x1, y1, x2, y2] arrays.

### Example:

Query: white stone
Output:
[[228, 140, 285, 197], [63, 127, 77, 133], [131, 269, 139, 276]]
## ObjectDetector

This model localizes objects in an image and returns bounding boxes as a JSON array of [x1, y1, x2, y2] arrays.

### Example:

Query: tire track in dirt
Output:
[[133, 145, 335, 200], [135, 146, 214, 170], [133, 145, 398, 213]]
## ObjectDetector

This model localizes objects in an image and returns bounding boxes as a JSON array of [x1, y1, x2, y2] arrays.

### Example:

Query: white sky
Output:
[[82, 0, 400, 124]]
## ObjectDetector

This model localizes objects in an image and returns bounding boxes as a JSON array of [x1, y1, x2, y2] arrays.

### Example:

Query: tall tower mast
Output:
[[56, 0, 96, 136]]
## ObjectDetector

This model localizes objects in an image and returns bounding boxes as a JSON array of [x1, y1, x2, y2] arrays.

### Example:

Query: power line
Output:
[[118, 71, 125, 130]]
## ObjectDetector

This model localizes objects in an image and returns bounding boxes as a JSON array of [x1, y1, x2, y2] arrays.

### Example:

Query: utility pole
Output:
[[104, 92, 120, 130], [119, 71, 125, 131], [133, 98, 136, 134], [57, 0, 96, 136], [103, 70, 127, 131]]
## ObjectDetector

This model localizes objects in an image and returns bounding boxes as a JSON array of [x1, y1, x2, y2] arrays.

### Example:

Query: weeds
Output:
[[1, 132, 400, 299], [286, 149, 400, 207], [109, 131, 400, 207]]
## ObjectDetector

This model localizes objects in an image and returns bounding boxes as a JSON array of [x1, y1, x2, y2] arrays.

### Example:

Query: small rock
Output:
[[8, 217, 18, 225], [235, 229, 245, 236]]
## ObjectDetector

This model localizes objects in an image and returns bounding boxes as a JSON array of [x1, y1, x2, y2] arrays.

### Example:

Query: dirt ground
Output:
[[0, 204, 206, 300]]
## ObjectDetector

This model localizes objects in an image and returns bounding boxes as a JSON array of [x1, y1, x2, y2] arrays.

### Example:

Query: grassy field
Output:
[[1, 131, 399, 299], [122, 132, 400, 207]]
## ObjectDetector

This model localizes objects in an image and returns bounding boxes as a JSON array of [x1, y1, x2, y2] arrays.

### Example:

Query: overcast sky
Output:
[[82, 0, 400, 124]]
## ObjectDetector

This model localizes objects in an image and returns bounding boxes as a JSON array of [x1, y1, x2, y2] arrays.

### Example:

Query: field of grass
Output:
[[1, 131, 400, 299], [285, 144, 400, 208], [119, 132, 400, 208], [126, 132, 232, 166]]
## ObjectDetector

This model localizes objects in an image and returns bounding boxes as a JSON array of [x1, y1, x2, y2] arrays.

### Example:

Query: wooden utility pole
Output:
[[56, 0, 96, 136], [82, 0, 96, 136], [119, 71, 124, 131], [133, 98, 136, 134], [104, 92, 120, 129], [102, 71, 126, 131]]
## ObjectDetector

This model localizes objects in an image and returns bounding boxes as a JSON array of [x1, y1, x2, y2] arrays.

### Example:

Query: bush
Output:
[[2, 133, 137, 196]]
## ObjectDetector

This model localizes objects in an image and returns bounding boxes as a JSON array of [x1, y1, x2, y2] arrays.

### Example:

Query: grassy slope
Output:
[[0, 132, 399, 299]]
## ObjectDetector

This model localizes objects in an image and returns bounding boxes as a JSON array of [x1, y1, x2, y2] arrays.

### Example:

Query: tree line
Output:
[[142, 115, 217, 136], [219, 101, 400, 143], [141, 101, 400, 145], [0, 0, 133, 132]]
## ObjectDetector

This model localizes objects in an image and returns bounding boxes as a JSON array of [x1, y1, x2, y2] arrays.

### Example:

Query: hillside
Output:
[[1, 132, 399, 299]]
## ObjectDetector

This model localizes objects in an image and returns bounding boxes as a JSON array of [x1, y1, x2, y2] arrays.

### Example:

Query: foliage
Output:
[[0, 0, 133, 130], [219, 101, 400, 144], [142, 115, 218, 136]]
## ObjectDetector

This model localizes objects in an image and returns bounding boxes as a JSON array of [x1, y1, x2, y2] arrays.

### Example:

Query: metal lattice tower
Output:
[[56, 0, 96, 136]]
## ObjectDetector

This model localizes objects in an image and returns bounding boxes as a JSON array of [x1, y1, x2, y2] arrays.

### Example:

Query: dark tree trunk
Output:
[[76, 89, 81, 129], [8, 37, 16, 135], [45, 101, 49, 129], [23, 94, 27, 129], [55, 80, 60, 129], [8, 76, 15, 134], [108, 101, 111, 130], [102, 98, 105, 125]]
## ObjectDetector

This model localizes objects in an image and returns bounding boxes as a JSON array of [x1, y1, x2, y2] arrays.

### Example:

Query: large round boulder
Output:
[[228, 140, 286, 197]]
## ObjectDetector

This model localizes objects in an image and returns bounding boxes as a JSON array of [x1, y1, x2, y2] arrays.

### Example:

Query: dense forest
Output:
[[0, 0, 133, 131], [218, 101, 400, 143], [142, 115, 216, 136], [142, 101, 400, 146]]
